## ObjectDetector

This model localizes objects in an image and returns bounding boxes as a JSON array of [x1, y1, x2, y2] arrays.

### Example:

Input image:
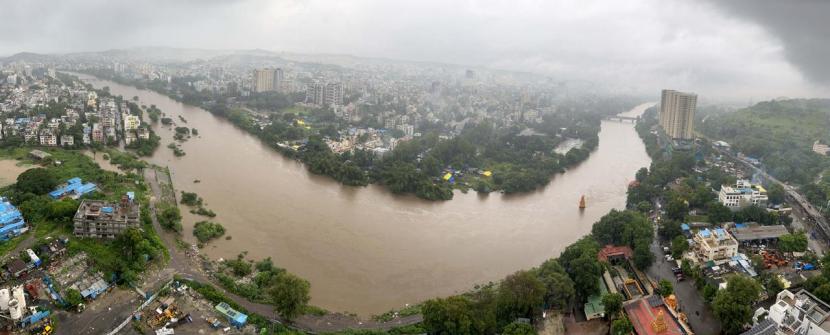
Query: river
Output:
[[75, 73, 653, 316]]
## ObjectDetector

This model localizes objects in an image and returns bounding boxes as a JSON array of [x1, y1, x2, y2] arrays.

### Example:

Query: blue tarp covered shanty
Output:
[[80, 279, 109, 299], [215, 302, 247, 328], [0, 198, 26, 241], [50, 178, 97, 199]]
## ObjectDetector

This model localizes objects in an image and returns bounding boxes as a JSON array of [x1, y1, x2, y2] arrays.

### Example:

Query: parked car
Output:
[[671, 267, 682, 274]]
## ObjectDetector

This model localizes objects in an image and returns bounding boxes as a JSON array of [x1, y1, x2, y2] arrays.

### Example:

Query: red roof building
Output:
[[624, 295, 690, 335], [598, 244, 633, 263]]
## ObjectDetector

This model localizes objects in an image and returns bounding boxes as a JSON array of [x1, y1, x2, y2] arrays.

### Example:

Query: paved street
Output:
[[647, 238, 721, 335]]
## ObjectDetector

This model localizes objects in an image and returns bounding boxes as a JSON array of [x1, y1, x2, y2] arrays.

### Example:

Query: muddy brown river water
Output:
[[75, 73, 653, 316]]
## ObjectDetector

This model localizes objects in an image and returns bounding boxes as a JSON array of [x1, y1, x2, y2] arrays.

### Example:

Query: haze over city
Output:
[[2, 1, 830, 335], [2, 0, 829, 101]]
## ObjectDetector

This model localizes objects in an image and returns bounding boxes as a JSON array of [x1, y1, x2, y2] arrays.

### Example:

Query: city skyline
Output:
[[2, 1, 829, 102]]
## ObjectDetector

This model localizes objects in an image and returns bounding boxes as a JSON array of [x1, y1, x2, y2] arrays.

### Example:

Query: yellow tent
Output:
[[443, 173, 453, 181], [481, 170, 493, 177], [296, 120, 306, 126]]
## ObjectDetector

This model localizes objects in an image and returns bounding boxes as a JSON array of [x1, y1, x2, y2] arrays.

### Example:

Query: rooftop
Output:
[[624, 295, 686, 335], [731, 225, 789, 241]]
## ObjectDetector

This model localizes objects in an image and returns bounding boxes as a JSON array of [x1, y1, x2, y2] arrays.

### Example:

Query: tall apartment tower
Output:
[[324, 82, 343, 106], [253, 68, 275, 93], [273, 68, 284, 92], [659, 89, 697, 140]]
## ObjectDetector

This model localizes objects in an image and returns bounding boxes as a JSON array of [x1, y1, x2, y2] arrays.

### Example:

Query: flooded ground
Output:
[[0, 159, 33, 187], [76, 72, 653, 316]]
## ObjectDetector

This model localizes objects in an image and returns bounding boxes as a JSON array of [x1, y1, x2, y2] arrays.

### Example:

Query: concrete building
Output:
[[324, 82, 343, 106], [73, 194, 140, 239], [123, 114, 140, 131], [659, 89, 697, 140], [252, 68, 275, 93], [693, 227, 739, 262], [746, 289, 830, 335], [719, 179, 769, 210]]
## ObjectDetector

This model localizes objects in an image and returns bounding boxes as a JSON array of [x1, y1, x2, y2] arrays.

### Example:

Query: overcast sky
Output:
[[3, 0, 828, 102]]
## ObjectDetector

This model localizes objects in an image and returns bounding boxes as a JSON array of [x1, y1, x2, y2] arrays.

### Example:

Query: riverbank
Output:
[[73, 70, 621, 201], [72, 72, 653, 316]]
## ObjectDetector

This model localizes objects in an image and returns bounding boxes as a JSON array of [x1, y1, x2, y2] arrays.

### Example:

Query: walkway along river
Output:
[[76, 73, 653, 316]]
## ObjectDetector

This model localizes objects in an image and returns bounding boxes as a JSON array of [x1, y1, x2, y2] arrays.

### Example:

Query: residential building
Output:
[[306, 81, 343, 107], [659, 89, 697, 140], [253, 68, 275, 93], [718, 179, 769, 210], [693, 227, 739, 262], [746, 289, 830, 335], [39, 129, 57, 146], [814, 141, 830, 156], [123, 114, 140, 131], [60, 135, 74, 147], [324, 82, 343, 106], [73, 194, 140, 239]]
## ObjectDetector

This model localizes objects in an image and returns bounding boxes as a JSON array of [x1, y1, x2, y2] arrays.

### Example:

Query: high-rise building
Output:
[[324, 82, 343, 106], [273, 68, 284, 92], [253, 68, 275, 93], [659, 89, 697, 140], [306, 81, 343, 107]]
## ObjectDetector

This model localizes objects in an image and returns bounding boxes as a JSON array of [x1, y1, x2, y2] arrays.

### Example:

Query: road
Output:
[[134, 168, 423, 334], [720, 147, 830, 252], [647, 237, 721, 335]]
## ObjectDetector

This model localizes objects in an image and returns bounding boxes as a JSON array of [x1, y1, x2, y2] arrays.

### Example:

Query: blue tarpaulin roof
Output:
[[215, 302, 248, 327], [681, 223, 690, 231]]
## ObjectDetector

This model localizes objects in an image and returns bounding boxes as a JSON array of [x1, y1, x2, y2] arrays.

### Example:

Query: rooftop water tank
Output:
[[12, 286, 25, 310], [0, 289, 9, 311], [8, 299, 22, 320]]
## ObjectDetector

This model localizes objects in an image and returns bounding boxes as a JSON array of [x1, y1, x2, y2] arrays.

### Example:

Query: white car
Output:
[[665, 254, 674, 261]]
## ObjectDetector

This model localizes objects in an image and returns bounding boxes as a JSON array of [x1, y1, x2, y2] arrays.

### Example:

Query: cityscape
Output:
[[0, 1, 829, 335]]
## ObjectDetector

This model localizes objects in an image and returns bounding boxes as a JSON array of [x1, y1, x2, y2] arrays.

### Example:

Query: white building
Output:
[[718, 179, 769, 210], [692, 227, 738, 262], [746, 289, 830, 335], [123, 114, 141, 131]]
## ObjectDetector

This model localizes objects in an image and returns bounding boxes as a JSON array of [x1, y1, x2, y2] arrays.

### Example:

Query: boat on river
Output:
[[579, 195, 586, 209]]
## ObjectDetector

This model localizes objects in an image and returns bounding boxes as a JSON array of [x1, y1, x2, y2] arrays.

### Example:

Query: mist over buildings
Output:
[[2, 0, 828, 102]]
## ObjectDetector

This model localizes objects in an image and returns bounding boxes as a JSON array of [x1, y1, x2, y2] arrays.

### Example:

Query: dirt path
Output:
[[136, 168, 423, 334]]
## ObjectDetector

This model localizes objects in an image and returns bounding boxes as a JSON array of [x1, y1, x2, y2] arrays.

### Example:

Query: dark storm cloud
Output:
[[706, 0, 830, 84]]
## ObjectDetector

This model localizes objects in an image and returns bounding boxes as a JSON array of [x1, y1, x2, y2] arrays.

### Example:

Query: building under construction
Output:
[[73, 193, 139, 239]]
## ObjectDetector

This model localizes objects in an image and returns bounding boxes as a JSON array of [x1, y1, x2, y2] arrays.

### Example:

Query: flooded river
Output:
[[75, 73, 653, 316]]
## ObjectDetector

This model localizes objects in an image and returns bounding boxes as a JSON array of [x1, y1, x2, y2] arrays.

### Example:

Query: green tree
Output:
[[559, 237, 601, 299], [656, 279, 673, 297], [611, 316, 633, 335], [423, 296, 479, 335], [713, 276, 762, 335], [635, 201, 652, 213], [658, 220, 683, 241], [16, 168, 58, 195], [535, 259, 575, 310], [496, 270, 546, 326], [767, 183, 786, 205], [666, 197, 689, 222], [268, 272, 310, 322], [63, 288, 84, 308], [502, 322, 536, 335], [633, 240, 654, 270], [707, 202, 733, 224], [671, 235, 689, 259], [779, 232, 808, 253], [602, 293, 624, 317]]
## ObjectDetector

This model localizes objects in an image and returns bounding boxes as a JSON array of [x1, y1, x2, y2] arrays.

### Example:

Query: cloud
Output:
[[704, 0, 830, 85], [1, 0, 827, 101]]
